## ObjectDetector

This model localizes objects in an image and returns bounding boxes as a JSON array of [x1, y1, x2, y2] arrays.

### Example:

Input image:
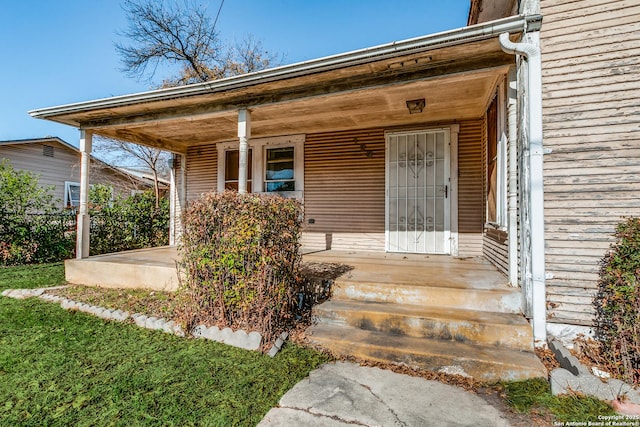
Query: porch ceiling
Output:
[[34, 36, 514, 154]]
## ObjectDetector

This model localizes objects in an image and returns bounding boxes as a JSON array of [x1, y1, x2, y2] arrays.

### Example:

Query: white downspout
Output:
[[507, 68, 518, 287], [499, 32, 547, 346]]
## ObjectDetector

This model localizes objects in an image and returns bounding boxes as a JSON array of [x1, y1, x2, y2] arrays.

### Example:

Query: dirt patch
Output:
[[47, 286, 177, 319], [46, 261, 352, 326], [536, 347, 560, 373]]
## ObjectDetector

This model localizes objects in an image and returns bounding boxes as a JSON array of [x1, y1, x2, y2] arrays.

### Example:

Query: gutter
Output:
[[29, 14, 542, 123], [499, 31, 546, 346]]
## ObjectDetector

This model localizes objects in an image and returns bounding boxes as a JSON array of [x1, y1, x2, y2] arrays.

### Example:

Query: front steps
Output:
[[314, 300, 533, 350], [307, 256, 547, 382]]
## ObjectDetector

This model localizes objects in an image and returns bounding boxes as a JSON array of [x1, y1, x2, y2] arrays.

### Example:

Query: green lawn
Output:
[[0, 263, 328, 426]]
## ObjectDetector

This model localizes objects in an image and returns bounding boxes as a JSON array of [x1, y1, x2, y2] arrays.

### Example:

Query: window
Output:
[[224, 149, 253, 191], [265, 147, 295, 192], [486, 83, 507, 227], [487, 96, 498, 224], [217, 134, 304, 197], [64, 181, 80, 207]]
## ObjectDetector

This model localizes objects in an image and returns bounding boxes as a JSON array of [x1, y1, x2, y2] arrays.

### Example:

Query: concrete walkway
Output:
[[258, 362, 511, 427]]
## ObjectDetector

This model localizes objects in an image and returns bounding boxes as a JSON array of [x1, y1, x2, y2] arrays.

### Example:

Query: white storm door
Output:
[[386, 130, 450, 254]]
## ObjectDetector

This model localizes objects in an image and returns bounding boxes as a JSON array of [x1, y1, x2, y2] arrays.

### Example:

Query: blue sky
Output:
[[0, 1, 470, 146]]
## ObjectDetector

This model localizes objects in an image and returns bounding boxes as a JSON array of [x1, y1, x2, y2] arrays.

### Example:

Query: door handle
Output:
[[444, 185, 448, 198]]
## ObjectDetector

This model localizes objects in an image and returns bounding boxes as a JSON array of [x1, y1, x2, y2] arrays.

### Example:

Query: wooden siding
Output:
[[458, 119, 485, 257], [484, 229, 509, 275], [303, 129, 386, 251], [179, 124, 486, 254], [0, 142, 142, 207], [186, 144, 217, 201], [541, 0, 640, 325], [1, 142, 79, 205], [481, 100, 510, 275]]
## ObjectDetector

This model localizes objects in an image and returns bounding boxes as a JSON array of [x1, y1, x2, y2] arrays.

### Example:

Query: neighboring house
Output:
[[114, 166, 170, 196], [0, 137, 154, 207], [28, 0, 638, 354]]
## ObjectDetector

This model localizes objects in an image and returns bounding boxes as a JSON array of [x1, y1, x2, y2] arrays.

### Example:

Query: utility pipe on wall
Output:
[[499, 32, 546, 346]]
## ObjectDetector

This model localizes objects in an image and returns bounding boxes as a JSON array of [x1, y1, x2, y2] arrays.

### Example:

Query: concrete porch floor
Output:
[[64, 246, 513, 294]]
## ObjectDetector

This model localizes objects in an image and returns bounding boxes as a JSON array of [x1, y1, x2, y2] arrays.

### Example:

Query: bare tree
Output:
[[224, 34, 283, 76], [92, 137, 171, 208], [116, 0, 282, 86]]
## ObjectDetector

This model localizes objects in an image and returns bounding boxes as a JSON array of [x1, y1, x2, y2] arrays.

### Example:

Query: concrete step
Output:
[[307, 323, 547, 382], [332, 278, 521, 313], [313, 300, 534, 351]]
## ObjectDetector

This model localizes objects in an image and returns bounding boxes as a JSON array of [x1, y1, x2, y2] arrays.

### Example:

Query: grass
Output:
[[0, 262, 66, 290], [0, 263, 329, 426], [502, 378, 617, 423], [0, 263, 624, 425]]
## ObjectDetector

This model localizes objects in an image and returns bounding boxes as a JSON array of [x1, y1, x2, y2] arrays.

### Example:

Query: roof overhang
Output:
[[30, 14, 541, 153]]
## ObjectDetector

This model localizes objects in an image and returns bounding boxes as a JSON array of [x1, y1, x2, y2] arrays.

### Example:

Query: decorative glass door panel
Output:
[[387, 130, 450, 253]]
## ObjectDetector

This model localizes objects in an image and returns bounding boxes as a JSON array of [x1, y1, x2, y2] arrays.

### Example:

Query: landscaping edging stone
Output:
[[2, 287, 288, 356], [549, 340, 640, 405]]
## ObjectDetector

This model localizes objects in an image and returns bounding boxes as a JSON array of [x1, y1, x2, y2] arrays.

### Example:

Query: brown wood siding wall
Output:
[[458, 119, 485, 257], [541, 0, 640, 325], [179, 124, 486, 254], [481, 101, 510, 275], [186, 144, 217, 201], [304, 129, 386, 234]]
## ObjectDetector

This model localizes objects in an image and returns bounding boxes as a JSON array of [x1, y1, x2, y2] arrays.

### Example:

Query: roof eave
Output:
[[28, 14, 541, 126]]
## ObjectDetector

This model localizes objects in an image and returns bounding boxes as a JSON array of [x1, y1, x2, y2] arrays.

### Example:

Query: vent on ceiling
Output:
[[43, 145, 54, 157]]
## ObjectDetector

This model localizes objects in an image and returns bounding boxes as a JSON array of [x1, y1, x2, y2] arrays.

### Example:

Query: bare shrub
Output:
[[175, 191, 302, 347]]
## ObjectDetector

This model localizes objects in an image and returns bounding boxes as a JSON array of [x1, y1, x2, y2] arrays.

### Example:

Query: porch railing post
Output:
[[76, 130, 92, 259]]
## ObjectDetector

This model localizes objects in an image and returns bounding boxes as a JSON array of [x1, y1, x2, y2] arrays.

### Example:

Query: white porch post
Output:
[[169, 154, 187, 246], [237, 109, 251, 194], [76, 130, 92, 259], [169, 154, 177, 246]]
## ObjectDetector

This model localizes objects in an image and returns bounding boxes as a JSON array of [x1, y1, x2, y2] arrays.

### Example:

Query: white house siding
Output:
[[541, 0, 640, 325]]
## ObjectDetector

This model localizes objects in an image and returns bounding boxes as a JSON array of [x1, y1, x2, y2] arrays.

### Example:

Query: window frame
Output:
[[64, 181, 81, 208], [264, 145, 296, 192], [485, 80, 508, 229], [217, 134, 304, 198]]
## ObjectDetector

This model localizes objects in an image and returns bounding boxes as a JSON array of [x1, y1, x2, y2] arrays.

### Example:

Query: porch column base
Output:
[[76, 213, 90, 259]]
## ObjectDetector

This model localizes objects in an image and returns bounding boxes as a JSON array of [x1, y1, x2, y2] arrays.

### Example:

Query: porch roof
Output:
[[29, 14, 541, 154]]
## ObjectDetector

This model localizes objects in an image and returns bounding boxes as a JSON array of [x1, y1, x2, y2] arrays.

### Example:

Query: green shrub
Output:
[[0, 160, 75, 265], [176, 191, 302, 347], [89, 187, 169, 255], [594, 217, 640, 384]]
